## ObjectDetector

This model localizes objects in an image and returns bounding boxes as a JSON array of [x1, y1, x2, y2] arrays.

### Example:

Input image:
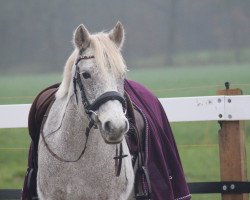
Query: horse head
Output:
[[57, 22, 129, 144]]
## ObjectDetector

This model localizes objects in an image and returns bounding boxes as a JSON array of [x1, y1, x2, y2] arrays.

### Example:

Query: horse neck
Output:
[[45, 91, 116, 161]]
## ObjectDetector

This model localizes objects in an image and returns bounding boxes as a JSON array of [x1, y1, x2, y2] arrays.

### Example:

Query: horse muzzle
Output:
[[98, 115, 129, 144]]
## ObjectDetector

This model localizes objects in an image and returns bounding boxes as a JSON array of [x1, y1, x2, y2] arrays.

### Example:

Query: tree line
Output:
[[0, 0, 250, 73]]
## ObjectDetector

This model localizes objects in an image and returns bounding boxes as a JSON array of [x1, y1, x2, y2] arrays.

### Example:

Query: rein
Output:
[[41, 54, 128, 176], [41, 109, 95, 163]]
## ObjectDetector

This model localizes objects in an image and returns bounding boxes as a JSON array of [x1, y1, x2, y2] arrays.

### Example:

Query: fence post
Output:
[[217, 87, 248, 200]]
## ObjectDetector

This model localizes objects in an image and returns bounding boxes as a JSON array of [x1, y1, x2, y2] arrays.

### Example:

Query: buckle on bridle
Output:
[[87, 110, 99, 129]]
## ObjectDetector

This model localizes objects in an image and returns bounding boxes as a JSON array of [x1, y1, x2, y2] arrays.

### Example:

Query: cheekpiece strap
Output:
[[73, 55, 126, 118], [74, 55, 95, 107], [74, 55, 127, 114]]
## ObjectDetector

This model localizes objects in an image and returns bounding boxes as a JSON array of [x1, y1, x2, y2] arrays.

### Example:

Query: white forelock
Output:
[[56, 32, 127, 99]]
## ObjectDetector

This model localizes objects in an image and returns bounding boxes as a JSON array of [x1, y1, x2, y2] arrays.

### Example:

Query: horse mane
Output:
[[56, 32, 127, 99]]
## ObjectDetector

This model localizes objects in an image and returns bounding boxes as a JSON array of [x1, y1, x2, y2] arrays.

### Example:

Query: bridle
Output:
[[41, 54, 128, 176], [73, 55, 127, 118]]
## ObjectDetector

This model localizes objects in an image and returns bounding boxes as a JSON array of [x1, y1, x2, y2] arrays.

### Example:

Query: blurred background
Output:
[[0, 1, 250, 200], [1, 0, 250, 73]]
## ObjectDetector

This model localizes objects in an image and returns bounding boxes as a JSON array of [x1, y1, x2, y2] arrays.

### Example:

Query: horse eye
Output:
[[82, 72, 91, 79]]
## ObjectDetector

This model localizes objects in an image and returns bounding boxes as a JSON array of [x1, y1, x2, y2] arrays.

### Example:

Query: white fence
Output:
[[0, 95, 250, 128]]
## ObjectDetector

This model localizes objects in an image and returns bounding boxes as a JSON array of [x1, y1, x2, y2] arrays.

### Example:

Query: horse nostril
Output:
[[104, 121, 112, 132], [104, 120, 128, 133]]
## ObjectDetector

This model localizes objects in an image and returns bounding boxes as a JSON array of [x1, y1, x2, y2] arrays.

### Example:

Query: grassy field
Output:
[[0, 64, 250, 200]]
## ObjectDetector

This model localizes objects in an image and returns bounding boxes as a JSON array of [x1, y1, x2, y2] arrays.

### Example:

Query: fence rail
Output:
[[0, 95, 250, 129]]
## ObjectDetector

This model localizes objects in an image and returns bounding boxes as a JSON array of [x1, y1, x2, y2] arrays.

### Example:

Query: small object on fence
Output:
[[230, 184, 235, 190], [225, 82, 230, 90]]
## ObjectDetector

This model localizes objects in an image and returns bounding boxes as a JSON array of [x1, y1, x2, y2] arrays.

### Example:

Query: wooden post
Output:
[[217, 88, 248, 200]]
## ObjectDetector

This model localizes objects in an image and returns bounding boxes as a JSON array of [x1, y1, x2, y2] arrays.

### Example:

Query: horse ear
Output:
[[109, 21, 125, 49], [73, 24, 90, 50]]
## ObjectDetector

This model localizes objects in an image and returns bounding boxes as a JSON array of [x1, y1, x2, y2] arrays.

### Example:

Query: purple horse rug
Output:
[[124, 80, 190, 200]]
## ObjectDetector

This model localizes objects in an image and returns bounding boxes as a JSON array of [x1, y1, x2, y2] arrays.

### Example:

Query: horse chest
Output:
[[38, 128, 134, 200]]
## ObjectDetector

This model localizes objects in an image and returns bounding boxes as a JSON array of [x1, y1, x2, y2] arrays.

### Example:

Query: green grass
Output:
[[0, 64, 250, 200], [0, 129, 30, 188], [128, 63, 250, 97], [134, 48, 250, 68], [0, 73, 61, 104]]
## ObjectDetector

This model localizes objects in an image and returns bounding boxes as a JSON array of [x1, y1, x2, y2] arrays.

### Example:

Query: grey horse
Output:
[[37, 22, 134, 200]]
